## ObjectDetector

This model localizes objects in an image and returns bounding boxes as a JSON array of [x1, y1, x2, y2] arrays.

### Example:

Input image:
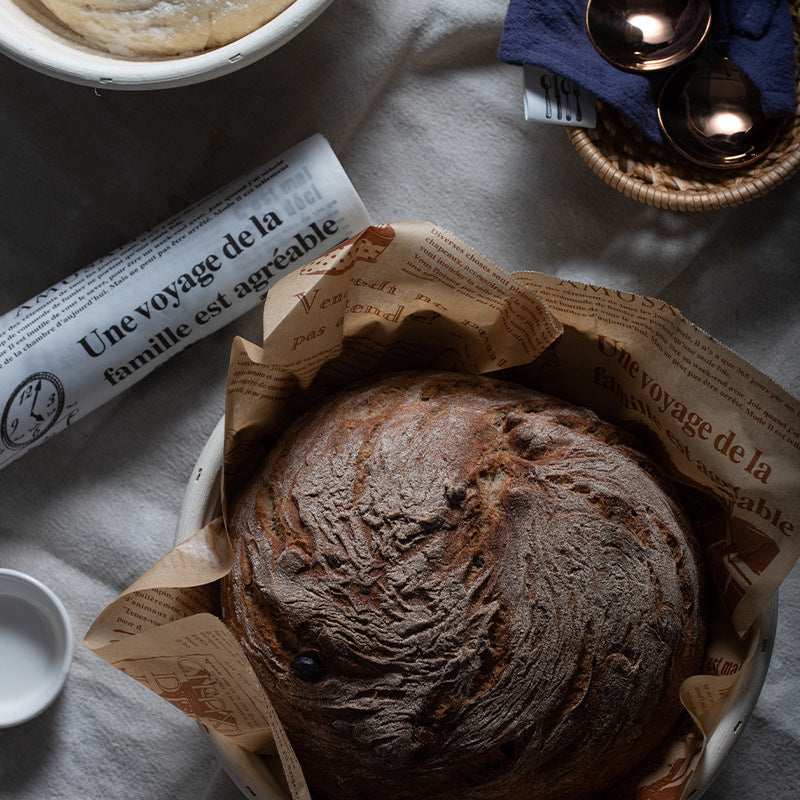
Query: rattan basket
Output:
[[568, 0, 800, 211]]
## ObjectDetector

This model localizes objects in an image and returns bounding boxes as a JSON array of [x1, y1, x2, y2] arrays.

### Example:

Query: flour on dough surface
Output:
[[40, 0, 297, 56]]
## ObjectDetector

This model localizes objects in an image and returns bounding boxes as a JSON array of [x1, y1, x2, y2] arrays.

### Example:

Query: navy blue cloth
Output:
[[498, 0, 796, 144]]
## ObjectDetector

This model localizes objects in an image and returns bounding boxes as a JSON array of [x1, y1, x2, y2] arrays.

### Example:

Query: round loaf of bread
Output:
[[220, 371, 707, 800]]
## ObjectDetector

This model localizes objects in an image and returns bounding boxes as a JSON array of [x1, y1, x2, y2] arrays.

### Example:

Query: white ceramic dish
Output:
[[0, 568, 74, 728], [176, 416, 779, 800], [0, 0, 332, 90]]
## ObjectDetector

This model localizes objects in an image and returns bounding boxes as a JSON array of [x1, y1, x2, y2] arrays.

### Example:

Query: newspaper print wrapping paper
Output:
[[86, 221, 800, 800]]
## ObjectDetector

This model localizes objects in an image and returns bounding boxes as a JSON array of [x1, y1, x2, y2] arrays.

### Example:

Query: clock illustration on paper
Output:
[[1, 372, 65, 449]]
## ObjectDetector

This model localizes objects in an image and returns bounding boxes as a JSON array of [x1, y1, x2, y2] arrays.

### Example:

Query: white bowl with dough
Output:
[[0, 0, 332, 90], [176, 416, 779, 800]]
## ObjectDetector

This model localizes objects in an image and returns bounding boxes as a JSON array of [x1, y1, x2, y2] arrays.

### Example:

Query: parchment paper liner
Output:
[[86, 221, 800, 800]]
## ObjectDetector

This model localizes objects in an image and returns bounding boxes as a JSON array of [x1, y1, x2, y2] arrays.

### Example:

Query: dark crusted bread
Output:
[[220, 371, 707, 800]]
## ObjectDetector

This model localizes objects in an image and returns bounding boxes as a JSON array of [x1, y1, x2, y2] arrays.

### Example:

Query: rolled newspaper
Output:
[[0, 134, 371, 470]]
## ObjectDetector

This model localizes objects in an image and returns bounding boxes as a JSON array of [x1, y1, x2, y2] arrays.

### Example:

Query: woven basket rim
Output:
[[569, 124, 800, 211], [568, 1, 800, 211]]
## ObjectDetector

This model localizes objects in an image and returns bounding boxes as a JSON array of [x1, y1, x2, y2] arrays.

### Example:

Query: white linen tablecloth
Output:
[[1, 1, 798, 798]]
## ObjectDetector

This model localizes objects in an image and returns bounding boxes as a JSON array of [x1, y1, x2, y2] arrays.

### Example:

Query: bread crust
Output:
[[220, 371, 707, 800]]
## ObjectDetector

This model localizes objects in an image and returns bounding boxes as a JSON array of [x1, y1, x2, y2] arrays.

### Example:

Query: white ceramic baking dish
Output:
[[175, 416, 779, 800], [0, 0, 332, 90]]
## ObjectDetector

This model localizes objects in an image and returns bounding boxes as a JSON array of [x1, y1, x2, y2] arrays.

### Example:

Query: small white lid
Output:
[[0, 568, 74, 728]]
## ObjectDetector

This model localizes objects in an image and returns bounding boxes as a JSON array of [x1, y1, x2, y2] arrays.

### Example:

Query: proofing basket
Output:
[[568, 0, 800, 211], [177, 418, 779, 800]]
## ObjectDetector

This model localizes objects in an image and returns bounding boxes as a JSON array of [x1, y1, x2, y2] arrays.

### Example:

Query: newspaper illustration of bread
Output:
[[299, 224, 396, 275]]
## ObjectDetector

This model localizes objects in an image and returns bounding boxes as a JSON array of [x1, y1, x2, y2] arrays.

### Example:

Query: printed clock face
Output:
[[1, 372, 65, 449]]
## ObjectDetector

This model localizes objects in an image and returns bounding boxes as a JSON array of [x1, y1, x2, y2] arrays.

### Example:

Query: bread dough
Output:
[[39, 0, 298, 57]]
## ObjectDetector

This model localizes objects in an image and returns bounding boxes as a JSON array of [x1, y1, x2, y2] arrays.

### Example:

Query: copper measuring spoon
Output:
[[585, 0, 781, 169], [657, 57, 782, 169], [586, 0, 712, 72]]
